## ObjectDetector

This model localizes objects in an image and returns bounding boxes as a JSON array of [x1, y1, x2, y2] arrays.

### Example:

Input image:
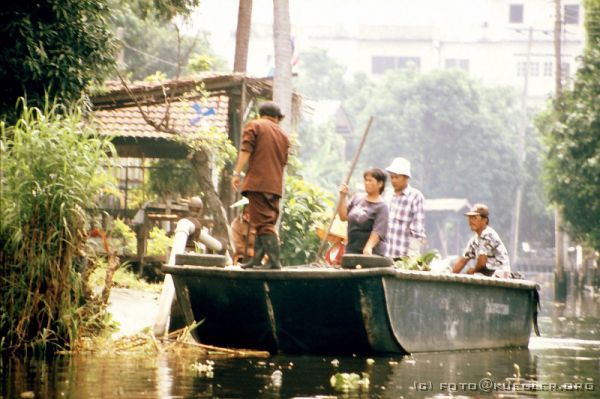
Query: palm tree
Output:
[[233, 0, 253, 73], [272, 0, 293, 133]]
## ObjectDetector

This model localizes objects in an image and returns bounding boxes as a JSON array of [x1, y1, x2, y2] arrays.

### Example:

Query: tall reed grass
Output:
[[0, 99, 115, 353]]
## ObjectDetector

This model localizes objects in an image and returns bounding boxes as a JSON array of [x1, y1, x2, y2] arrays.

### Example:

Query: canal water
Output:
[[2, 273, 598, 398]]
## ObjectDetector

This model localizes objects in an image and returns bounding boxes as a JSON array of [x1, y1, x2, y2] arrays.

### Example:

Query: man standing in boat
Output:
[[231, 101, 290, 269], [452, 203, 511, 277], [384, 157, 426, 261]]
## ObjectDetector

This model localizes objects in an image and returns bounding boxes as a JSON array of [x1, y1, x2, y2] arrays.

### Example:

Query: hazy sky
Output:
[[187, 0, 559, 68]]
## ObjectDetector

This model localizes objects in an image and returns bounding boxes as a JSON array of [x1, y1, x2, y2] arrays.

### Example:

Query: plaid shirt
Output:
[[385, 185, 426, 258]]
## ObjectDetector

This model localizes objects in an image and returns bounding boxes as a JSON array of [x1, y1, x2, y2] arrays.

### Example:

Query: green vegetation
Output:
[[148, 159, 202, 199], [296, 118, 349, 190], [295, 49, 553, 251], [394, 251, 438, 271], [330, 372, 370, 393], [108, 219, 138, 256], [536, 0, 600, 250], [107, 0, 224, 81], [146, 227, 173, 257], [0, 0, 116, 123], [345, 69, 552, 248], [88, 258, 161, 293], [280, 175, 335, 265], [0, 100, 116, 353], [294, 48, 350, 100]]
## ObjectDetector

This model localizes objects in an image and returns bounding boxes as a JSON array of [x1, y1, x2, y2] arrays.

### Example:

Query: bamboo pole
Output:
[[315, 116, 374, 262]]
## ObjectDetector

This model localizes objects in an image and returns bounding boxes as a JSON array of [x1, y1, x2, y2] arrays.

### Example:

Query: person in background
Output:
[[181, 196, 205, 252], [231, 101, 290, 269], [384, 157, 426, 260], [338, 168, 389, 256], [452, 203, 511, 278], [229, 198, 257, 264], [316, 216, 347, 267]]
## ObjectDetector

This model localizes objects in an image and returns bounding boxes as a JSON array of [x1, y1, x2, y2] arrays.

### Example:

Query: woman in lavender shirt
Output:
[[338, 168, 389, 256]]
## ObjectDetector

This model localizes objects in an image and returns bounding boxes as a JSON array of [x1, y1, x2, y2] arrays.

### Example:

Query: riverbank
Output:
[[106, 287, 160, 338]]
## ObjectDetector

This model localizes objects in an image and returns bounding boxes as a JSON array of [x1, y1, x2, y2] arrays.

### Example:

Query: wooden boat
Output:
[[163, 263, 540, 355]]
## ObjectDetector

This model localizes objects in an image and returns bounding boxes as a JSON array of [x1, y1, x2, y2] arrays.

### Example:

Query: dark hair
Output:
[[363, 167, 387, 194], [258, 101, 284, 119]]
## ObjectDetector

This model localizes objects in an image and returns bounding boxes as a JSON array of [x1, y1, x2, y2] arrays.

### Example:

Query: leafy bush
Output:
[[107, 219, 137, 256], [0, 100, 115, 353], [394, 251, 438, 271], [280, 175, 335, 265], [146, 227, 173, 257], [147, 159, 202, 199]]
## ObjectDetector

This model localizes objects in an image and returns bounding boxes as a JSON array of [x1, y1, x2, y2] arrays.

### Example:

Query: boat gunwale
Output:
[[162, 265, 539, 291]]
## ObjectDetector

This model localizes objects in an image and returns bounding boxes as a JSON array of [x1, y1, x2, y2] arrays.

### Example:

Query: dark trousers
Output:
[[245, 191, 280, 236]]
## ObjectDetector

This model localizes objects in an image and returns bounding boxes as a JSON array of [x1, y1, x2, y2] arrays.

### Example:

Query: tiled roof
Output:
[[92, 94, 229, 139]]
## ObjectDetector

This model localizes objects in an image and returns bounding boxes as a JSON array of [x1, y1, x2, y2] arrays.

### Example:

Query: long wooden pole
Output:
[[315, 116, 374, 262]]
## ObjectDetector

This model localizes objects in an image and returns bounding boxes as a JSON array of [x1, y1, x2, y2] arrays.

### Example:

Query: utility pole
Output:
[[510, 26, 533, 264], [553, 0, 567, 301]]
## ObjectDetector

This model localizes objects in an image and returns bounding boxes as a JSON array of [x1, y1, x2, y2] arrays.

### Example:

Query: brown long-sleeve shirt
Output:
[[240, 118, 290, 196]]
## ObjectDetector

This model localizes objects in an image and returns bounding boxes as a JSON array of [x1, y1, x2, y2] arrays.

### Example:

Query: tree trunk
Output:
[[272, 0, 293, 133], [190, 149, 233, 253], [233, 0, 253, 73]]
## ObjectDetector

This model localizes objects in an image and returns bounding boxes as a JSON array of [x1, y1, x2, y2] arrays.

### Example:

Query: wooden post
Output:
[[316, 117, 374, 262], [553, 0, 567, 301]]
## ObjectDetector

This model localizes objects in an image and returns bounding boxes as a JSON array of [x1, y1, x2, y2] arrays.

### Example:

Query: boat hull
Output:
[[163, 265, 538, 355]]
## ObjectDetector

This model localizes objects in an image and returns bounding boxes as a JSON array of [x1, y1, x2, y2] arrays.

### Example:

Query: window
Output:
[[529, 62, 539, 77], [516, 61, 540, 77], [445, 58, 470, 71], [543, 61, 553, 77], [564, 4, 579, 25], [372, 56, 421, 74], [510, 4, 524, 23]]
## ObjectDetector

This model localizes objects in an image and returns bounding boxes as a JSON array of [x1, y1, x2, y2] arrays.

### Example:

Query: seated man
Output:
[[452, 203, 511, 278], [177, 196, 222, 254]]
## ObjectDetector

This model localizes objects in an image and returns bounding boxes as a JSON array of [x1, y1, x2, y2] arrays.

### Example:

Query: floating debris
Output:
[[190, 360, 214, 378], [330, 372, 370, 392], [271, 370, 283, 388], [366, 358, 375, 365], [331, 359, 340, 367]]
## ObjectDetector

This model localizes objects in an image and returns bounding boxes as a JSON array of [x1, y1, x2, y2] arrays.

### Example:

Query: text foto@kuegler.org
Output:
[[414, 379, 596, 393]]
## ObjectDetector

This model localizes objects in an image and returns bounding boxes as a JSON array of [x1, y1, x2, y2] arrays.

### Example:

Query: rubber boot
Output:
[[261, 233, 282, 270], [240, 236, 264, 269]]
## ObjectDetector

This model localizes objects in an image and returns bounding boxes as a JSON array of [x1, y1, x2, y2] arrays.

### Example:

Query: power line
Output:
[[120, 41, 180, 67]]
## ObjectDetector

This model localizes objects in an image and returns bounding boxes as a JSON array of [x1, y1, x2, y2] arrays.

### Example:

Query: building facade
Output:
[[194, 0, 585, 105]]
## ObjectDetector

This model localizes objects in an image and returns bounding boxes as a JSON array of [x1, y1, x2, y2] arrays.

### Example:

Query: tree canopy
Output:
[[538, 0, 600, 249], [294, 48, 350, 100], [342, 69, 552, 244], [108, 0, 224, 81], [0, 0, 116, 122]]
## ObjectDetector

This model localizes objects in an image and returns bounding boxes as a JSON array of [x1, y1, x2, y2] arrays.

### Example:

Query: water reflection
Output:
[[2, 273, 598, 398]]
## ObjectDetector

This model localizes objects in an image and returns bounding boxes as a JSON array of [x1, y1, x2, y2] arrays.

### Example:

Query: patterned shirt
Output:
[[463, 226, 511, 271], [385, 185, 426, 258]]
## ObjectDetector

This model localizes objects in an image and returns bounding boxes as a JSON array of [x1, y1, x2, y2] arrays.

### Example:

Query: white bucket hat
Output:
[[385, 157, 412, 178]]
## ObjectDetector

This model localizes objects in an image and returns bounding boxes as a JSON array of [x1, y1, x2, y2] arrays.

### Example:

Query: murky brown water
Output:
[[2, 273, 599, 398]]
